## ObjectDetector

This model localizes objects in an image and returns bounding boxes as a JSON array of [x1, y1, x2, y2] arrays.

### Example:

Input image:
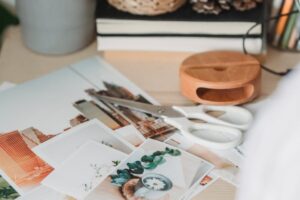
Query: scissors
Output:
[[97, 95, 253, 150]]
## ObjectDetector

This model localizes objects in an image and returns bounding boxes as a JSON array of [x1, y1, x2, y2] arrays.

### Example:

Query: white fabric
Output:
[[237, 66, 300, 200]]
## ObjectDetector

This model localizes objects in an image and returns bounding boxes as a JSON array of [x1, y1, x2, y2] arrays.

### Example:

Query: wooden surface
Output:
[[1, 26, 300, 200]]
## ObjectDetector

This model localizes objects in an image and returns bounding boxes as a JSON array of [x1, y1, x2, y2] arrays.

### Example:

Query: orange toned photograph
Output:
[[0, 131, 53, 189]]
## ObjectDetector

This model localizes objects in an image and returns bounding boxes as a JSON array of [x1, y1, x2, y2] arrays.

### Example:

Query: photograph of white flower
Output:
[[85, 139, 214, 200], [42, 141, 128, 199], [33, 119, 133, 168]]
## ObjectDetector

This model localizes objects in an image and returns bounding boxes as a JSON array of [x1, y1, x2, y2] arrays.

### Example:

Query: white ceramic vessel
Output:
[[16, 0, 96, 55]]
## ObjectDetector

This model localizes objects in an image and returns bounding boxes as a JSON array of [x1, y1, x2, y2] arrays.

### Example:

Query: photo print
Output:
[[85, 139, 214, 200], [182, 172, 218, 200], [0, 67, 94, 135], [165, 133, 239, 184], [0, 57, 179, 196], [80, 85, 176, 140], [0, 131, 53, 193], [42, 141, 128, 199], [33, 119, 133, 168], [0, 57, 177, 146]]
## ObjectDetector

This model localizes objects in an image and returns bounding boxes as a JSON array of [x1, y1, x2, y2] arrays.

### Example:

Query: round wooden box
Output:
[[180, 51, 261, 105]]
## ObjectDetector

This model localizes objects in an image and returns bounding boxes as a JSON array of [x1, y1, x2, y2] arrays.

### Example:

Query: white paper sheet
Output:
[[33, 119, 133, 168], [42, 141, 128, 199]]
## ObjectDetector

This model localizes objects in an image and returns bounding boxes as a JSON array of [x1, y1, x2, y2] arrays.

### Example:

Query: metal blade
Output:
[[96, 95, 183, 118]]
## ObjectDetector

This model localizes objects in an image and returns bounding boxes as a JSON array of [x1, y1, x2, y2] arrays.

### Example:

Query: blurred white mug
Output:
[[16, 0, 96, 55]]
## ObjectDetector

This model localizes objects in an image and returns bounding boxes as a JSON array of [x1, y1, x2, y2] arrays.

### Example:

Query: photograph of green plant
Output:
[[0, 175, 20, 200], [85, 139, 214, 200], [111, 147, 181, 187]]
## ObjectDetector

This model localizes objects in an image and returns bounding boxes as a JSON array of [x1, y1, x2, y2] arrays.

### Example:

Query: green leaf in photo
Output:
[[165, 147, 181, 156], [127, 161, 144, 174], [153, 155, 166, 165], [141, 155, 154, 163], [152, 151, 166, 157], [143, 162, 158, 170], [111, 169, 132, 186]]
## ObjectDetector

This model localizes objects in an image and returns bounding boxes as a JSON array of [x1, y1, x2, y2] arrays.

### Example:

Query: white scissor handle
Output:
[[163, 117, 243, 150], [173, 105, 253, 131]]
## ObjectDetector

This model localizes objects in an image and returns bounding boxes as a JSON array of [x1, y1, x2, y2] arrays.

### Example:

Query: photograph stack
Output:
[[0, 57, 238, 200]]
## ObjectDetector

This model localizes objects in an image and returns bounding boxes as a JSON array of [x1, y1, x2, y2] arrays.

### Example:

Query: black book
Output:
[[96, 0, 265, 37]]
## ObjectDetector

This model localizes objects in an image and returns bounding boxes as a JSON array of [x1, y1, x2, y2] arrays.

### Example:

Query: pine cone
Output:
[[218, 0, 232, 10], [232, 0, 262, 11], [190, 0, 262, 15], [191, 0, 231, 15]]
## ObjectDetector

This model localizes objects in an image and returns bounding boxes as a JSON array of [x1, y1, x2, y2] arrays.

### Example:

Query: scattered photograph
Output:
[[0, 67, 93, 134], [70, 57, 178, 140], [73, 99, 122, 130], [183, 172, 218, 200], [165, 133, 238, 181], [33, 119, 133, 168], [0, 131, 53, 192], [212, 165, 239, 186], [18, 186, 73, 200], [190, 178, 236, 200], [114, 125, 145, 147], [82, 86, 176, 140], [42, 141, 128, 199], [0, 57, 239, 199], [165, 131, 236, 168], [0, 57, 177, 141], [85, 139, 214, 200], [20, 127, 56, 149], [0, 172, 20, 200]]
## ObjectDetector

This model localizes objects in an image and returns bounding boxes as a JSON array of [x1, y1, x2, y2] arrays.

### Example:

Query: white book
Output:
[[96, 19, 262, 35], [97, 36, 263, 54]]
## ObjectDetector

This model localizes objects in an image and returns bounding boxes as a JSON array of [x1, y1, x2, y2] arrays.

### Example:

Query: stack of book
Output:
[[271, 0, 300, 50], [96, 1, 267, 54]]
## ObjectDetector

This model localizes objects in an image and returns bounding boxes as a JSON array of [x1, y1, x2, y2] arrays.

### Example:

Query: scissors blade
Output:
[[96, 95, 184, 118]]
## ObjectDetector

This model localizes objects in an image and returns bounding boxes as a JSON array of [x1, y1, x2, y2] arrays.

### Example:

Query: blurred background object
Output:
[[269, 0, 300, 51], [190, 0, 263, 15], [15, 0, 96, 55], [237, 64, 300, 200], [0, 1, 18, 47], [0, 0, 15, 12]]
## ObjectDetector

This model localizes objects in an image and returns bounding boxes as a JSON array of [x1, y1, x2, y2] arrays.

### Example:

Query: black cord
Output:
[[243, 10, 300, 76]]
